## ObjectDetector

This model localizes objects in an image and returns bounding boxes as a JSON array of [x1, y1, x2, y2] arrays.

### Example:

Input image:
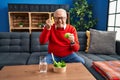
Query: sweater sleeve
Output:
[[39, 27, 50, 44], [70, 27, 80, 52]]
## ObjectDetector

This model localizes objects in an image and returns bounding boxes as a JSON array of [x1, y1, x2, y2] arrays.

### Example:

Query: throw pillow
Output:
[[85, 30, 90, 52], [88, 29, 116, 54]]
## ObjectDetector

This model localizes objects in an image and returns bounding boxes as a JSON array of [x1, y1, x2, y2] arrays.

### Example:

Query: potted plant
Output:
[[38, 22, 42, 28], [19, 22, 24, 27], [69, 0, 97, 31], [38, 23, 45, 28]]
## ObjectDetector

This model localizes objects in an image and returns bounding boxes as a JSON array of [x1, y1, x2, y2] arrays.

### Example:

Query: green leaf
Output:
[[69, 0, 97, 31], [53, 60, 66, 68]]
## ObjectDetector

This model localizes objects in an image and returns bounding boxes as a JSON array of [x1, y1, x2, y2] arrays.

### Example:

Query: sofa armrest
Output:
[[116, 40, 120, 55]]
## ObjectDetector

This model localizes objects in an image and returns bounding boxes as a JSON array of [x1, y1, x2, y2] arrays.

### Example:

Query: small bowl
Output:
[[53, 66, 67, 73]]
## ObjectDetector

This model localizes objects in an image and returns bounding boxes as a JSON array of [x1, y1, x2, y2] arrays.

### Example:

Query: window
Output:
[[107, 0, 120, 40]]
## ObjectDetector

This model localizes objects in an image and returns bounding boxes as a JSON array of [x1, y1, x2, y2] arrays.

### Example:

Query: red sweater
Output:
[[39, 24, 80, 57]]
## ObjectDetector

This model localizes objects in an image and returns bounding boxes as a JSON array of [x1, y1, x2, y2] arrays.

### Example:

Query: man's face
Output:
[[54, 11, 67, 28]]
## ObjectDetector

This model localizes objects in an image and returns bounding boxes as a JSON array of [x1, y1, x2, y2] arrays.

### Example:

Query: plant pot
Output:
[[38, 25, 41, 28], [53, 66, 66, 73], [19, 25, 23, 27]]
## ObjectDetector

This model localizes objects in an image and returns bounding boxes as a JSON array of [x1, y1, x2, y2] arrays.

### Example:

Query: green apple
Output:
[[64, 33, 71, 38]]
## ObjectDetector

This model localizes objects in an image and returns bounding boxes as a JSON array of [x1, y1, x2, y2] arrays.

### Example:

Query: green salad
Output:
[[51, 53, 66, 68], [53, 60, 66, 68]]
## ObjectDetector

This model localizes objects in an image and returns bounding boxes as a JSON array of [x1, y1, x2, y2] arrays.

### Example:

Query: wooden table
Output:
[[0, 63, 96, 80]]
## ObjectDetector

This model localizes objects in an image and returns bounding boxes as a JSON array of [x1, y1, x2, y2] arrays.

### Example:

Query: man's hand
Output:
[[68, 34, 75, 43], [45, 19, 53, 30], [64, 33, 75, 43]]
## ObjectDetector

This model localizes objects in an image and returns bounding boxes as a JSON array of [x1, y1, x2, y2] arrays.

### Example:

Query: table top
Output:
[[0, 63, 96, 80]]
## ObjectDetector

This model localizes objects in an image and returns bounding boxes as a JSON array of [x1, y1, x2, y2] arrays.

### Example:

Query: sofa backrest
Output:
[[0, 32, 87, 53], [30, 32, 87, 53], [77, 32, 87, 51], [30, 32, 48, 55], [0, 32, 30, 52]]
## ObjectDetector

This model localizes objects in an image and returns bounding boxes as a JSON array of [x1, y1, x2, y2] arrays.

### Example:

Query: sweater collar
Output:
[[55, 24, 66, 30]]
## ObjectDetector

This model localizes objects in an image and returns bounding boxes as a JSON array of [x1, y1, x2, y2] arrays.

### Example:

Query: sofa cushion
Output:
[[27, 52, 47, 64], [85, 30, 90, 52], [82, 53, 120, 61], [0, 32, 30, 52], [29, 32, 48, 64], [88, 29, 116, 55], [77, 32, 87, 51], [30, 32, 48, 53], [0, 52, 30, 66], [92, 61, 120, 80]]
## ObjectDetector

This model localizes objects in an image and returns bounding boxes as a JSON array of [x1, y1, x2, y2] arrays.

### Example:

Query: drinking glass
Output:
[[39, 56, 47, 73]]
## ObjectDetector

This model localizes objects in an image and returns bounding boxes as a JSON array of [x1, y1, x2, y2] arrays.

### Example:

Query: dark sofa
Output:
[[0, 32, 30, 69], [0, 32, 120, 80]]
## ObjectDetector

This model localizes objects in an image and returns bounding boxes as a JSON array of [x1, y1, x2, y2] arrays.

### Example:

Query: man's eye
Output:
[[54, 17, 66, 20]]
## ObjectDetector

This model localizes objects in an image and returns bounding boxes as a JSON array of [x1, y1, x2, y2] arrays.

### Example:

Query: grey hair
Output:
[[54, 8, 67, 17]]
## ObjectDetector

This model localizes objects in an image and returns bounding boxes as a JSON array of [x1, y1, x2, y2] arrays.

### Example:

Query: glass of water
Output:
[[39, 56, 47, 73]]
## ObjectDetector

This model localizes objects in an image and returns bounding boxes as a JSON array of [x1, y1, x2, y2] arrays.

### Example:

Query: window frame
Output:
[[107, 0, 120, 40]]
